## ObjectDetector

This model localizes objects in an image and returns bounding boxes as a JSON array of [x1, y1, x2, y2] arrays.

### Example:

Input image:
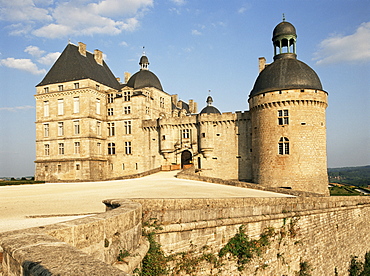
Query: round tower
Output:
[[248, 20, 329, 195]]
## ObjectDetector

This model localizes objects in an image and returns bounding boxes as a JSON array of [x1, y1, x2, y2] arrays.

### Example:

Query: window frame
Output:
[[278, 137, 290, 155], [58, 122, 64, 136], [108, 143, 116, 155], [74, 141, 80, 154], [58, 143, 64, 155], [125, 141, 132, 155]]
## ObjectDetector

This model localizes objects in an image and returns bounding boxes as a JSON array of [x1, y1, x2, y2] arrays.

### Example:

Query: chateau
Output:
[[35, 20, 329, 195]]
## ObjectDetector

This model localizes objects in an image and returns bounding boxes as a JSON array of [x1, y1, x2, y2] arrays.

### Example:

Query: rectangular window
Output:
[[145, 106, 149, 114], [74, 142, 80, 154], [97, 142, 101, 154], [96, 121, 102, 135], [107, 122, 115, 136], [44, 144, 50, 156], [44, 101, 49, 117], [58, 85, 63, 91], [108, 143, 115, 155], [108, 108, 114, 116], [58, 122, 64, 136], [76, 164, 80, 170], [160, 97, 165, 108], [108, 93, 114, 103], [73, 120, 80, 135], [58, 143, 64, 155], [122, 163, 125, 170], [96, 98, 101, 114], [182, 129, 190, 139], [278, 109, 289, 125], [44, 123, 49, 137], [44, 87, 49, 93], [124, 120, 132, 134], [96, 84, 100, 90], [124, 106, 131, 114], [73, 97, 80, 113], [124, 91, 131, 101], [74, 83, 79, 89], [125, 141, 132, 154], [58, 164, 62, 172], [58, 99, 64, 115]]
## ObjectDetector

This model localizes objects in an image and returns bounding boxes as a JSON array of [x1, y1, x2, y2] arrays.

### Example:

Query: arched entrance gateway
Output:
[[181, 150, 192, 169]]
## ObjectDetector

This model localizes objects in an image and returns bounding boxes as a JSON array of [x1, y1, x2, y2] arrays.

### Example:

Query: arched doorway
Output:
[[181, 150, 192, 168]]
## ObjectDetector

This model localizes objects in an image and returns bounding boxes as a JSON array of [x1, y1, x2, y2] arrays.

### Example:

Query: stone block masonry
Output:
[[1, 196, 370, 275]]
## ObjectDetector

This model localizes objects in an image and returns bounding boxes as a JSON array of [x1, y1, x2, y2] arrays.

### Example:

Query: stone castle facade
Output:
[[35, 21, 329, 195]]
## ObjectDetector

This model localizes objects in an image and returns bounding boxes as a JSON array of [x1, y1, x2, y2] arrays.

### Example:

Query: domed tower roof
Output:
[[249, 20, 323, 97], [273, 21, 296, 40], [126, 53, 163, 91], [200, 95, 221, 114]]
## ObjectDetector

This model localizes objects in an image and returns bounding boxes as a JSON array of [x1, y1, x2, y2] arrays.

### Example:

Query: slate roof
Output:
[[126, 69, 163, 91], [36, 44, 120, 90], [199, 105, 221, 115], [249, 54, 323, 97]]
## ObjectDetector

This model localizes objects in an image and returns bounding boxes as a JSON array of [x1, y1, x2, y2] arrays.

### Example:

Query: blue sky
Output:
[[0, 0, 369, 177]]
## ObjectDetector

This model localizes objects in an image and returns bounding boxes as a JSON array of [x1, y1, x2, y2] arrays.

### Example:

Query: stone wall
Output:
[[0, 199, 146, 276], [2, 196, 370, 275], [130, 196, 370, 275]]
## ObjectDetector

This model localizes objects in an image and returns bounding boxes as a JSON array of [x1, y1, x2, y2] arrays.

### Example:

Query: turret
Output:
[[248, 20, 329, 195]]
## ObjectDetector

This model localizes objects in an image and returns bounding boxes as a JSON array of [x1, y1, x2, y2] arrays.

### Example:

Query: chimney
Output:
[[193, 102, 198, 113], [124, 72, 131, 83], [78, 42, 86, 56], [259, 57, 266, 72], [171, 94, 178, 105], [94, 49, 103, 65]]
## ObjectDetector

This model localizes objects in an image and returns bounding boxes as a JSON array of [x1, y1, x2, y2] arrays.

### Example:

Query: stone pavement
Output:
[[0, 171, 292, 232]]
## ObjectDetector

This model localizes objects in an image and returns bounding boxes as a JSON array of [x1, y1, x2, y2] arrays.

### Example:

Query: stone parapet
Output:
[[0, 199, 145, 276]]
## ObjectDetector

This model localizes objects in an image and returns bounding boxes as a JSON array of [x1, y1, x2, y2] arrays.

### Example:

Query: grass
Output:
[[0, 180, 45, 186], [329, 185, 362, 196]]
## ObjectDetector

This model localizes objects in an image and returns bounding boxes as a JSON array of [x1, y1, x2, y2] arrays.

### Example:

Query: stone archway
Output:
[[181, 150, 192, 169]]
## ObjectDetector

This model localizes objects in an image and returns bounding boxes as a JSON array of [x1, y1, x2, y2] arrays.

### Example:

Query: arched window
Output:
[[278, 137, 289, 155]]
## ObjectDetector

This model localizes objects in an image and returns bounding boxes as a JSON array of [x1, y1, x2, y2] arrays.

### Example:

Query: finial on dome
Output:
[[282, 13, 286, 22], [206, 95, 213, 106], [139, 47, 149, 70]]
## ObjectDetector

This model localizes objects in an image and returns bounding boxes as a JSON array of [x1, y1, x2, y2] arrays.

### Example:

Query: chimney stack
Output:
[[78, 42, 86, 56], [124, 72, 131, 83], [94, 49, 103, 65], [259, 57, 266, 72]]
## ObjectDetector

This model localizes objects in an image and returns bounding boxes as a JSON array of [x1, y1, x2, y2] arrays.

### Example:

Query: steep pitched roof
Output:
[[36, 43, 120, 90]]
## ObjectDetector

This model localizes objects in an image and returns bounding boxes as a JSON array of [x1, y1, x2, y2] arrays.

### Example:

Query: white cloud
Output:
[[37, 52, 61, 65], [2, 0, 153, 38], [0, 106, 35, 112], [0, 58, 46, 75], [314, 22, 370, 65], [237, 4, 251, 14], [191, 29, 202, 36], [120, 41, 129, 47], [24, 46, 45, 57], [171, 0, 186, 5], [0, 0, 52, 22]]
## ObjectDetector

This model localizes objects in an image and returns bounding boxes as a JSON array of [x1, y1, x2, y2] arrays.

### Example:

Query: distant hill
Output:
[[328, 165, 370, 187]]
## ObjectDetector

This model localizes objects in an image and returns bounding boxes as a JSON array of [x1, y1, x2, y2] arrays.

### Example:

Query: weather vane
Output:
[[142, 46, 146, 55]]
